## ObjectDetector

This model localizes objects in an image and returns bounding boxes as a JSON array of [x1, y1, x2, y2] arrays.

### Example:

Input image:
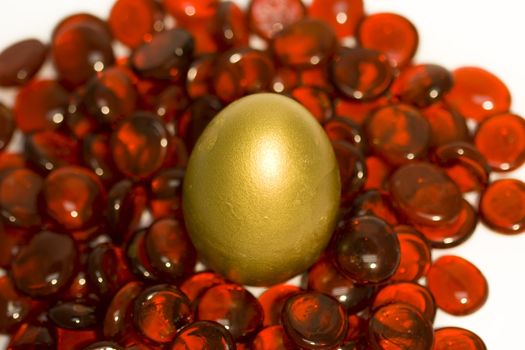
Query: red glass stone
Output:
[[163, 0, 219, 23], [248, 0, 306, 40], [251, 325, 296, 350], [13, 79, 68, 133], [133, 284, 193, 343], [357, 13, 419, 68], [331, 48, 394, 101], [299, 66, 333, 93], [0, 168, 43, 228], [126, 229, 160, 282], [344, 314, 366, 342], [0, 38, 47, 87], [83, 133, 120, 185], [0, 276, 34, 332], [111, 112, 170, 180], [389, 162, 462, 226], [109, 0, 163, 48], [186, 55, 217, 99], [171, 321, 236, 350], [391, 225, 431, 282], [25, 130, 81, 174], [52, 13, 112, 42], [149, 168, 185, 221], [333, 216, 400, 284], [433, 327, 487, 350], [308, 0, 364, 38], [479, 179, 525, 234], [324, 116, 366, 152], [42, 166, 105, 231], [351, 190, 399, 227], [474, 113, 525, 172], [364, 156, 391, 190], [8, 323, 55, 349], [0, 153, 26, 174], [56, 328, 98, 350], [332, 140, 367, 203], [49, 300, 99, 330], [271, 66, 300, 94], [103, 281, 143, 340], [153, 85, 190, 123], [421, 103, 469, 149], [373, 282, 436, 322], [180, 271, 226, 303], [258, 284, 301, 327], [334, 97, 387, 126], [427, 255, 488, 316], [444, 66, 511, 122], [365, 103, 431, 166], [271, 19, 337, 69], [282, 291, 348, 349], [213, 48, 275, 103], [0, 224, 30, 269], [0, 103, 14, 151], [213, 1, 250, 50], [83, 342, 124, 350], [307, 257, 375, 313], [290, 86, 333, 123], [368, 303, 433, 350], [179, 21, 219, 56], [197, 283, 263, 342], [11, 231, 77, 297]]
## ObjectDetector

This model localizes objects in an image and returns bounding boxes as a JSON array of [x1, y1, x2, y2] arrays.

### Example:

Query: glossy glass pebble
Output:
[[331, 48, 394, 101], [111, 112, 170, 180], [25, 130, 81, 174], [344, 315, 367, 343], [257, 285, 301, 327], [323, 116, 366, 152], [126, 229, 160, 281], [0, 105, 13, 151], [171, 321, 236, 350], [290, 86, 333, 123], [357, 13, 418, 68], [0, 224, 30, 269], [52, 13, 112, 41], [134, 284, 194, 343], [373, 282, 436, 322], [474, 113, 525, 172], [335, 97, 386, 126], [364, 156, 391, 190], [213, 1, 250, 50], [186, 55, 217, 99], [389, 162, 462, 226], [0, 153, 26, 175], [421, 103, 469, 149], [153, 85, 190, 123], [309, 0, 364, 38], [480, 179, 525, 234], [391, 225, 431, 282], [282, 291, 348, 349], [0, 38, 47, 87], [103, 281, 143, 340], [251, 325, 296, 350], [351, 189, 399, 227], [49, 300, 99, 330], [83, 133, 120, 184], [163, 0, 218, 23], [427, 255, 488, 316], [433, 327, 487, 350], [13, 79, 68, 133], [8, 323, 55, 349], [149, 167, 185, 220], [368, 303, 433, 350], [56, 328, 98, 350], [333, 216, 400, 284], [178, 20, 218, 56], [197, 283, 263, 342], [271, 19, 337, 69], [83, 342, 125, 350], [299, 66, 333, 93], [180, 271, 226, 303], [248, 0, 306, 40], [0, 276, 34, 332], [12, 231, 77, 297], [332, 141, 367, 203]]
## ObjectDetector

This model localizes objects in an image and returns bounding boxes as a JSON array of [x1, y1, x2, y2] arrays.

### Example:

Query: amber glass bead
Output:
[[171, 321, 236, 350], [391, 225, 431, 282], [307, 258, 375, 313], [309, 0, 364, 38], [149, 167, 185, 220], [332, 141, 367, 203], [333, 216, 400, 284], [474, 113, 525, 172], [0, 153, 26, 175], [56, 328, 98, 350], [364, 156, 391, 190], [290, 86, 333, 123], [282, 291, 347, 349], [103, 281, 143, 340], [186, 55, 217, 99], [433, 327, 487, 350], [0, 168, 43, 228], [84, 342, 124, 350], [126, 229, 160, 281], [213, 48, 275, 103], [248, 0, 306, 40], [83, 133, 120, 185], [42, 166, 105, 231], [163, 0, 218, 23], [445, 67, 511, 122], [271, 19, 337, 69], [421, 103, 469, 149], [257, 285, 300, 327], [180, 271, 226, 303], [365, 104, 430, 165], [49, 300, 99, 330], [109, 0, 163, 48], [179, 20, 218, 56], [153, 85, 190, 123], [324, 116, 366, 152], [373, 282, 436, 322], [52, 13, 112, 41], [87, 244, 134, 298], [357, 13, 418, 68], [335, 98, 386, 126], [0, 104, 13, 151], [12, 231, 77, 297], [8, 323, 55, 349], [0, 276, 34, 332], [197, 283, 263, 342], [368, 303, 433, 350], [0, 38, 47, 87], [345, 315, 366, 343], [131, 29, 194, 82], [25, 130, 81, 174], [331, 48, 394, 101], [111, 112, 170, 180], [351, 190, 399, 227], [427, 255, 488, 316], [389, 162, 462, 226], [0, 224, 30, 268], [252, 325, 296, 350], [13, 79, 68, 133], [299, 66, 333, 93], [213, 1, 250, 50], [480, 179, 525, 234]]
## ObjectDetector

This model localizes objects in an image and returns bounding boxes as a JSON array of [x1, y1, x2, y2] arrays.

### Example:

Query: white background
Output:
[[0, 0, 524, 349]]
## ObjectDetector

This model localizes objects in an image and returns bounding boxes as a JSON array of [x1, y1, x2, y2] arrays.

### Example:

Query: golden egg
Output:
[[183, 93, 341, 286]]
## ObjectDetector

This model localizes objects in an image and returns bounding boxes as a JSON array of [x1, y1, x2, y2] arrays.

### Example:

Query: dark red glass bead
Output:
[[258, 284, 301, 327], [351, 190, 399, 227], [365, 104, 431, 166], [271, 66, 300, 93], [8, 323, 55, 349], [333, 216, 400, 284], [368, 303, 433, 350], [52, 13, 112, 42], [0, 223, 30, 269], [421, 103, 469, 149], [13, 79, 68, 133], [178, 95, 223, 151], [25, 130, 81, 174], [282, 291, 348, 349], [433, 327, 487, 350], [324, 116, 366, 152], [334, 97, 387, 126], [427, 255, 488, 316], [251, 325, 296, 350], [331, 48, 394, 101], [0, 168, 43, 228], [213, 1, 250, 50], [126, 229, 160, 282], [197, 283, 263, 342], [248, 0, 306, 41], [389, 162, 462, 226], [300, 66, 333, 93], [0, 103, 14, 151], [83, 133, 120, 185], [134, 284, 193, 344], [290, 86, 333, 123], [309, 0, 364, 38], [364, 156, 391, 190], [445, 66, 511, 122], [56, 328, 98, 350], [103, 281, 143, 340], [480, 179, 525, 234], [83, 342, 124, 350], [163, 0, 218, 23], [0, 276, 34, 332], [391, 225, 431, 282], [186, 54, 217, 99], [0, 153, 26, 174], [149, 168, 184, 220], [153, 85, 190, 122], [373, 282, 436, 322], [271, 19, 337, 69], [332, 140, 367, 203], [357, 13, 419, 68], [171, 321, 236, 350], [474, 113, 525, 172], [179, 21, 218, 56], [0, 38, 47, 87], [180, 271, 226, 303], [12, 231, 77, 297], [344, 314, 366, 343], [111, 112, 170, 180], [49, 300, 99, 330]]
